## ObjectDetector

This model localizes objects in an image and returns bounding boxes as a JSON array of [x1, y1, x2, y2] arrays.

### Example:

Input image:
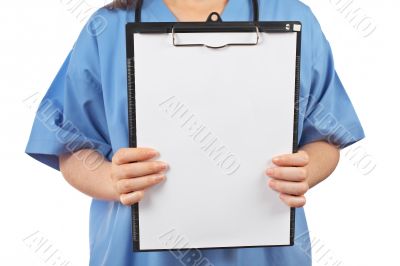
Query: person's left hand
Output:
[[266, 150, 310, 208]]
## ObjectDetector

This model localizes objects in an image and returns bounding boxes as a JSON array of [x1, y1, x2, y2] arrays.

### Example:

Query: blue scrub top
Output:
[[26, 0, 365, 265]]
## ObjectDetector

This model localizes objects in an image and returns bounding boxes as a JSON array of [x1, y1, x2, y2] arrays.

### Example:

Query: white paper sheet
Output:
[[133, 31, 298, 250]]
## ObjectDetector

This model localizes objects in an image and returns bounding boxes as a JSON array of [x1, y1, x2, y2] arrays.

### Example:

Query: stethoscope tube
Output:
[[134, 0, 259, 23]]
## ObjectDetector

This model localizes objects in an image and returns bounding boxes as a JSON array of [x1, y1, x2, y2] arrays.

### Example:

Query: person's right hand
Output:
[[111, 148, 168, 205]]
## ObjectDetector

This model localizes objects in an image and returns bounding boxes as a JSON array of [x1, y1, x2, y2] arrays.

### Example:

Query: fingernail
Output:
[[266, 168, 274, 176], [160, 162, 169, 170]]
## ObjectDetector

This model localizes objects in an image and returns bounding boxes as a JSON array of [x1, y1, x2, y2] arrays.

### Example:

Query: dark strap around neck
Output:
[[135, 0, 259, 23], [134, 0, 143, 23], [252, 0, 259, 22]]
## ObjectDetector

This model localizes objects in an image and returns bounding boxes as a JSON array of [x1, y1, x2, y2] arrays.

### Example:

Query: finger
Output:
[[113, 147, 159, 165], [272, 150, 309, 167], [279, 193, 306, 208], [268, 179, 309, 196], [266, 167, 307, 182], [120, 191, 145, 206], [116, 173, 166, 194], [112, 161, 168, 181], [116, 161, 168, 179]]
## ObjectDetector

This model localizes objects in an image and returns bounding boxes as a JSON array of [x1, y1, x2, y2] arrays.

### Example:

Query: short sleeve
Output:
[[299, 13, 365, 149], [25, 16, 112, 170]]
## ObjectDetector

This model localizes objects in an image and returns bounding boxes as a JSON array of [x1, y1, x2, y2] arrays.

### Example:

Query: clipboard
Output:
[[126, 0, 302, 252]]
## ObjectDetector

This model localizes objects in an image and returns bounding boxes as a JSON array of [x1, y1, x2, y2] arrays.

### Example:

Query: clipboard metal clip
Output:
[[172, 26, 260, 49], [171, 12, 260, 49]]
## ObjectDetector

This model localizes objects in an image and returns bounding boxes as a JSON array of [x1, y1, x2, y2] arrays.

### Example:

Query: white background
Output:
[[0, 0, 399, 265]]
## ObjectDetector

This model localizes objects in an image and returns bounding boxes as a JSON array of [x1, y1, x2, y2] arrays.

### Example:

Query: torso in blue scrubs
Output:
[[26, 0, 365, 265]]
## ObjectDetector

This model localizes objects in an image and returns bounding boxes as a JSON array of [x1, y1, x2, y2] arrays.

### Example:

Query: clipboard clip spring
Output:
[[171, 26, 260, 49]]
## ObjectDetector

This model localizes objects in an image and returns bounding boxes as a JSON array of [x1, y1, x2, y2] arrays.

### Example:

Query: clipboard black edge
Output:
[[126, 27, 140, 252], [291, 22, 302, 247], [126, 21, 302, 252], [126, 21, 302, 33]]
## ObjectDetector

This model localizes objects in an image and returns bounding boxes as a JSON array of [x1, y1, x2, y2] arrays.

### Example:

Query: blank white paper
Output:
[[133, 31, 298, 250]]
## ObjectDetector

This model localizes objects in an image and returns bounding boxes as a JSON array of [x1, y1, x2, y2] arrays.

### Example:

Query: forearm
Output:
[[300, 141, 340, 188], [59, 142, 338, 204], [59, 149, 118, 201]]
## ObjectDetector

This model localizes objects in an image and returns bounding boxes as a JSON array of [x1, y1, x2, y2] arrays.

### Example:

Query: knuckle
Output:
[[281, 195, 291, 206], [294, 196, 306, 207], [302, 151, 310, 162], [120, 191, 145, 206], [119, 195, 130, 206], [286, 198, 294, 207], [111, 156, 119, 165], [137, 191, 145, 201], [301, 196, 307, 205], [112, 150, 123, 164], [113, 148, 133, 164], [298, 168, 307, 180], [298, 182, 309, 195], [120, 180, 130, 193]]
